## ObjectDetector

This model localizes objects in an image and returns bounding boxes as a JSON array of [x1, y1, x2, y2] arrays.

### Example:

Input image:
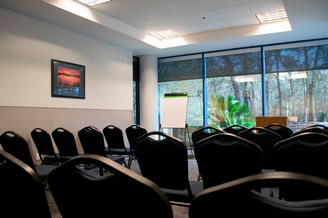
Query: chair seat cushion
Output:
[[162, 181, 203, 203]]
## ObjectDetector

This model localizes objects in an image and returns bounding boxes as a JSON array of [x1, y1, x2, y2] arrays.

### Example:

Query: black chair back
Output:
[[273, 132, 328, 200], [291, 126, 328, 137], [238, 127, 282, 169], [0, 131, 36, 171], [103, 125, 128, 154], [78, 126, 106, 156], [135, 131, 203, 202], [125, 124, 147, 151], [189, 172, 328, 218], [52, 127, 79, 158], [31, 128, 59, 164], [264, 123, 293, 140], [223, 125, 248, 135], [273, 132, 328, 179], [0, 150, 51, 218], [195, 133, 262, 189], [48, 154, 173, 218], [192, 126, 224, 146]]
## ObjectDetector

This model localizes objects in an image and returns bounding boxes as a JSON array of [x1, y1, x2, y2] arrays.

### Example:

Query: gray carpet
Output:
[[46, 157, 200, 218]]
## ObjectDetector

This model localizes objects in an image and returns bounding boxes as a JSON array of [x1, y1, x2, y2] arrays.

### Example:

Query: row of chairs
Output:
[[190, 124, 328, 190], [2, 150, 328, 217], [0, 125, 147, 181]]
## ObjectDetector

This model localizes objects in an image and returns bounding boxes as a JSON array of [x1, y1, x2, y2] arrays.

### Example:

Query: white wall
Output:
[[0, 7, 133, 110], [0, 7, 134, 159]]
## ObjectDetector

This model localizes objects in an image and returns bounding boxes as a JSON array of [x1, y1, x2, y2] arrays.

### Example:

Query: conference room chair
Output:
[[125, 124, 147, 168], [78, 126, 126, 168], [238, 127, 282, 170], [194, 132, 262, 189], [31, 127, 61, 165], [191, 126, 224, 146], [273, 132, 328, 200], [48, 154, 173, 218], [103, 125, 131, 166], [51, 127, 79, 161], [0, 131, 57, 182], [223, 124, 248, 135], [135, 131, 203, 204], [264, 123, 293, 140], [189, 172, 328, 218], [0, 150, 51, 218], [291, 126, 328, 137], [305, 124, 328, 131]]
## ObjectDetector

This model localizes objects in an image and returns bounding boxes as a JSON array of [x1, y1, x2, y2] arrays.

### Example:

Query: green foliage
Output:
[[208, 95, 256, 129]]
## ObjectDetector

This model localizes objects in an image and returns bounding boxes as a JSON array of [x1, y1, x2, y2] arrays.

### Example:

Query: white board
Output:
[[161, 93, 188, 128]]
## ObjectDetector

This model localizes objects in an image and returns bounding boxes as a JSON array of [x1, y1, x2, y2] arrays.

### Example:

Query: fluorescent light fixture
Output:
[[149, 30, 181, 40], [233, 76, 256, 83], [256, 10, 288, 24], [289, 71, 307, 79], [77, 0, 111, 6]]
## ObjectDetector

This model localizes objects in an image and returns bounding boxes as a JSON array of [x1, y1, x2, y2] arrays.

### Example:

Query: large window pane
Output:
[[206, 49, 262, 129], [158, 56, 203, 127], [265, 43, 328, 131]]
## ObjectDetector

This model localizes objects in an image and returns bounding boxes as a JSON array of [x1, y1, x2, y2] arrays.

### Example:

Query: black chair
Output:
[[48, 154, 173, 218], [191, 126, 224, 146], [223, 124, 248, 135], [238, 127, 282, 170], [31, 128, 61, 165], [194, 133, 262, 189], [305, 124, 328, 131], [264, 123, 293, 140], [291, 126, 328, 137], [135, 131, 203, 204], [189, 172, 328, 218], [125, 124, 147, 168], [103, 125, 131, 158], [78, 126, 126, 167], [273, 132, 328, 200], [0, 131, 57, 181], [0, 150, 51, 218], [52, 127, 79, 161]]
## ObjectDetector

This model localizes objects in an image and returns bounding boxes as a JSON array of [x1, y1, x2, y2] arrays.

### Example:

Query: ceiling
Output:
[[1, 0, 327, 58]]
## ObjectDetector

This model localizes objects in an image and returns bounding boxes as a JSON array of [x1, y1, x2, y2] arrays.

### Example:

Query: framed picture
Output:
[[51, 59, 85, 99]]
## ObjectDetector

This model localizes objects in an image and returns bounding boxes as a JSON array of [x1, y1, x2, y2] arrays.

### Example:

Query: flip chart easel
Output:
[[160, 93, 192, 153]]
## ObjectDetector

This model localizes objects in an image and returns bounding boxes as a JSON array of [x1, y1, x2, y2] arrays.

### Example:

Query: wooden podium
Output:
[[256, 116, 289, 127]]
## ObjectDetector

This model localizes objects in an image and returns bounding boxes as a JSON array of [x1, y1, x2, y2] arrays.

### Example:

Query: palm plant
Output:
[[208, 95, 255, 129]]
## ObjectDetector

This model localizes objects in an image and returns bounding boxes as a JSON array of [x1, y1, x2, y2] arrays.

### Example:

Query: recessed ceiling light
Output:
[[256, 10, 288, 24], [149, 30, 181, 40], [77, 0, 112, 6]]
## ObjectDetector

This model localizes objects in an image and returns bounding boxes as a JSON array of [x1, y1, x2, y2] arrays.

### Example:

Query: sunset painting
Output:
[[57, 67, 81, 87]]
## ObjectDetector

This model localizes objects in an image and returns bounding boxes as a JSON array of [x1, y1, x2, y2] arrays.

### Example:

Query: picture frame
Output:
[[51, 59, 85, 99]]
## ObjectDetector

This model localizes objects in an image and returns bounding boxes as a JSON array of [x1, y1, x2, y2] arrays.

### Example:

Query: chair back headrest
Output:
[[192, 126, 224, 146], [125, 125, 147, 149]]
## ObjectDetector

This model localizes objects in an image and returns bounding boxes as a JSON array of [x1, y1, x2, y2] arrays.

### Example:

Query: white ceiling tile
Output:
[[225, 14, 260, 27], [169, 0, 212, 15], [185, 10, 223, 25], [247, 0, 285, 14], [196, 20, 229, 32], [216, 4, 253, 19]]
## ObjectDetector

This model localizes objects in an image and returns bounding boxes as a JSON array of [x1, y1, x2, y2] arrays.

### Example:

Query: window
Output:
[[133, 57, 140, 124], [158, 55, 204, 127], [206, 49, 262, 129], [265, 41, 328, 131], [157, 38, 328, 132]]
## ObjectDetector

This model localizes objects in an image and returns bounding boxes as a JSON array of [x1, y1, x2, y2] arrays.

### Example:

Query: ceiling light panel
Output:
[[77, 0, 111, 6], [256, 10, 288, 24], [149, 30, 180, 40]]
